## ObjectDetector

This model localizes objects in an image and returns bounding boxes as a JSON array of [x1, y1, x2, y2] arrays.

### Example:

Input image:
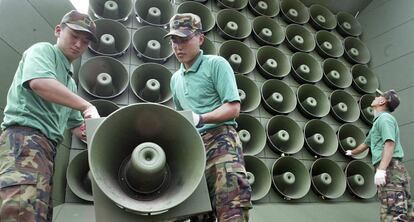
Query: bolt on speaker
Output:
[[245, 155, 272, 201], [201, 36, 217, 55], [297, 84, 330, 119], [236, 75, 261, 113], [90, 0, 133, 21], [351, 64, 379, 94], [134, 0, 174, 27], [261, 79, 296, 115], [177, 1, 215, 33], [329, 90, 360, 123], [322, 58, 352, 89], [248, 0, 280, 17], [285, 24, 315, 53], [132, 26, 173, 64], [252, 16, 284, 46], [345, 160, 377, 199], [291, 52, 323, 84], [266, 115, 304, 155], [304, 119, 338, 157], [310, 158, 346, 199], [219, 40, 255, 75], [66, 150, 93, 202], [216, 9, 252, 40], [337, 123, 369, 159], [89, 19, 130, 57], [272, 156, 311, 200], [359, 94, 375, 125], [315, 30, 344, 58], [130, 63, 172, 103], [256, 46, 290, 79], [235, 114, 266, 156], [280, 0, 310, 24], [336, 11, 362, 37], [309, 4, 336, 30], [90, 99, 120, 117], [216, 0, 248, 10], [78, 56, 129, 99], [343, 37, 371, 64]]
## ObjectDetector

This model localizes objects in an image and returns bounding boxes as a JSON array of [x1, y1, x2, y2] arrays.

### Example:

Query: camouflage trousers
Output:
[[200, 125, 252, 222], [0, 126, 56, 222], [377, 159, 414, 222]]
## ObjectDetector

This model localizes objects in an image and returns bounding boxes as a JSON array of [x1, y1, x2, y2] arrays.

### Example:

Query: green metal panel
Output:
[[52, 144, 71, 208], [373, 53, 414, 91], [0, 39, 20, 108], [404, 160, 414, 202], [400, 122, 414, 161], [391, 87, 414, 126], [27, 0, 75, 28]]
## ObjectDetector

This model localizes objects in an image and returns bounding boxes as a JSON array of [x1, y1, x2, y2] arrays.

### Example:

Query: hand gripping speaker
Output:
[[322, 58, 352, 89], [337, 123, 369, 159], [244, 155, 272, 201], [266, 115, 304, 155], [280, 0, 310, 24], [310, 158, 346, 199], [134, 0, 174, 27], [219, 40, 255, 75], [304, 119, 338, 157], [315, 30, 344, 58], [261, 79, 296, 115], [89, 0, 133, 21], [351, 64, 379, 94], [329, 90, 360, 123], [248, 0, 280, 17], [297, 84, 330, 119], [291, 52, 323, 84], [216, 9, 252, 40], [235, 114, 266, 156], [309, 4, 337, 30], [345, 160, 377, 199], [336, 11, 362, 37], [252, 16, 284, 46], [236, 75, 261, 113]]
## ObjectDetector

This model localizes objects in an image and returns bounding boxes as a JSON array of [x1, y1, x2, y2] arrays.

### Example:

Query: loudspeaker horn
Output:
[[329, 90, 360, 123], [271, 156, 311, 200], [266, 115, 304, 155], [132, 26, 173, 64], [336, 11, 362, 37], [345, 160, 377, 199], [134, 0, 174, 27], [343, 37, 371, 64], [248, 0, 280, 17], [309, 4, 336, 30], [304, 119, 338, 157], [216, 0, 248, 10], [216, 9, 252, 40], [285, 24, 315, 53], [359, 94, 375, 125], [337, 123, 369, 159], [177, 1, 215, 33], [89, 0, 133, 21], [88, 19, 130, 57], [201, 36, 217, 55], [261, 79, 296, 115], [252, 16, 284, 46], [78, 56, 129, 99], [235, 114, 266, 156], [310, 158, 346, 199], [297, 84, 330, 119], [130, 63, 173, 103], [90, 99, 120, 117], [256, 46, 290, 79], [322, 58, 352, 89], [236, 75, 261, 113], [291, 52, 323, 84], [219, 40, 255, 75], [351, 64, 379, 94], [280, 0, 310, 24], [66, 150, 93, 202], [315, 30, 344, 58], [244, 155, 272, 201]]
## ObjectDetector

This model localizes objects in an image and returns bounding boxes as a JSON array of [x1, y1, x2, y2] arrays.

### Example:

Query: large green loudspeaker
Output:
[[90, 0, 133, 21], [304, 119, 338, 157], [297, 84, 330, 119], [345, 160, 377, 199], [66, 150, 93, 202], [130, 63, 172, 103], [309, 4, 336, 30], [280, 0, 310, 24], [343, 37, 371, 64], [359, 94, 375, 125], [235, 114, 266, 156], [261, 79, 296, 115], [310, 158, 346, 199], [244, 155, 272, 201], [219, 40, 255, 75], [256, 46, 290, 79], [134, 0, 174, 27], [285, 24, 315, 53], [272, 156, 311, 200], [216, 9, 252, 40], [89, 19, 130, 57], [351, 64, 379, 94], [79, 56, 129, 99], [329, 90, 360, 123], [336, 11, 362, 37], [322, 58, 352, 89], [177, 1, 215, 33], [337, 123, 369, 159], [266, 115, 304, 155], [248, 0, 280, 17], [89, 103, 206, 214], [236, 75, 261, 113], [315, 30, 344, 58], [291, 52, 323, 84], [90, 99, 120, 117], [201, 36, 217, 55], [252, 16, 284, 46], [216, 0, 248, 10], [132, 26, 173, 64]]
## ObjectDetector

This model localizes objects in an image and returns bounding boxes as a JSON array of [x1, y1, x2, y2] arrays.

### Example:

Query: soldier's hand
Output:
[[192, 112, 204, 128], [83, 105, 100, 119], [345, 150, 353, 156], [374, 169, 386, 186]]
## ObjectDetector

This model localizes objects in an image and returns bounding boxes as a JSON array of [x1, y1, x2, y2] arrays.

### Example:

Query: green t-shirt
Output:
[[364, 111, 404, 165], [1, 42, 83, 144], [170, 51, 240, 133]]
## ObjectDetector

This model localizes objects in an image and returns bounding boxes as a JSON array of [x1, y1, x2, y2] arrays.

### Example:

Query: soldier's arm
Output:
[[351, 143, 369, 155], [377, 140, 395, 170], [200, 102, 240, 124]]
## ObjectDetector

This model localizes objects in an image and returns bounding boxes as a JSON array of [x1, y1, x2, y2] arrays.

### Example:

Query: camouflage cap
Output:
[[376, 89, 400, 112], [61, 10, 98, 42], [164, 13, 203, 38]]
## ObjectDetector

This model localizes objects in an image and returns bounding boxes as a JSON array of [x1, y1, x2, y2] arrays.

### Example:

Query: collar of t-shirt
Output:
[[179, 50, 204, 75]]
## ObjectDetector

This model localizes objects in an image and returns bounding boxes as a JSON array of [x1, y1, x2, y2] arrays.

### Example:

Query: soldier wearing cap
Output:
[[346, 89, 413, 221], [0, 10, 100, 221], [165, 13, 252, 222]]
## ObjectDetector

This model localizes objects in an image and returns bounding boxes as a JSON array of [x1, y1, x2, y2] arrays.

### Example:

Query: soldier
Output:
[[346, 89, 413, 221], [165, 13, 252, 222], [0, 10, 100, 221]]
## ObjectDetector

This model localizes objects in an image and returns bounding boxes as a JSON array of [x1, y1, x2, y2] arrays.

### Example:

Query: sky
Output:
[[70, 0, 89, 13]]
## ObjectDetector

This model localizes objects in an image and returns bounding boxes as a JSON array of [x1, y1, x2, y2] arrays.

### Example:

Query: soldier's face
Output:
[[171, 33, 204, 68], [55, 25, 90, 62]]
